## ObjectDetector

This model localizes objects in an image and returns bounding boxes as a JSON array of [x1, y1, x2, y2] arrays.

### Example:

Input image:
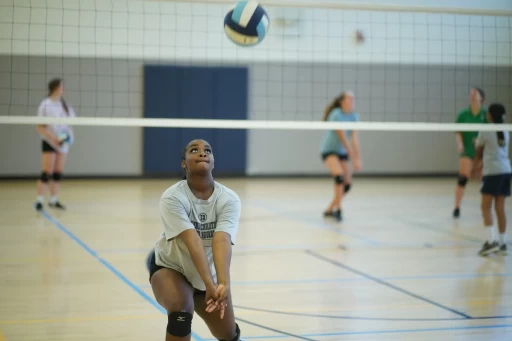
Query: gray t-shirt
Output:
[[476, 130, 512, 176], [154, 180, 241, 290]]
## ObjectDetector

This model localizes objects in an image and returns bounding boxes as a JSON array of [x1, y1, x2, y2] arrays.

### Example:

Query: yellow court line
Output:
[[0, 258, 60, 263], [0, 328, 5, 341], [0, 314, 162, 325]]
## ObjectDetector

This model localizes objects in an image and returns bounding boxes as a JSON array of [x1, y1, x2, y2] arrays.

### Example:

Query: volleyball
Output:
[[224, 1, 269, 47], [57, 132, 72, 147]]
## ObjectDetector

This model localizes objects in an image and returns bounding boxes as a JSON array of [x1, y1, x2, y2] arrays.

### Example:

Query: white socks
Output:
[[486, 225, 507, 246], [499, 233, 506, 246], [36, 196, 59, 205], [486, 225, 496, 243]]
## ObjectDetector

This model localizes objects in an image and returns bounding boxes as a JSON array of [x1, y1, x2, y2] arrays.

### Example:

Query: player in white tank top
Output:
[[148, 139, 244, 341], [34, 78, 76, 212]]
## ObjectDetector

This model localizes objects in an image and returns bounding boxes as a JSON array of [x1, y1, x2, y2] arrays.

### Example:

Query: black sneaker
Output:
[[478, 241, 500, 256], [323, 211, 333, 217], [34, 202, 43, 211], [49, 201, 66, 210], [333, 209, 342, 222], [498, 244, 508, 255], [453, 208, 460, 218]]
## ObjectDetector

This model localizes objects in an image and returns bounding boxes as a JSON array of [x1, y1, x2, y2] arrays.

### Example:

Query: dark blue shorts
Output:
[[481, 173, 511, 197], [321, 152, 348, 161]]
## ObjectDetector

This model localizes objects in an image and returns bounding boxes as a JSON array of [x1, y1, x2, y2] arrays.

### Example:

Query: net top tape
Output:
[[155, 0, 512, 16], [2, 116, 511, 132]]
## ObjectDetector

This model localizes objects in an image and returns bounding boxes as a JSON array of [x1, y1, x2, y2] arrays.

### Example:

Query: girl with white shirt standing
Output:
[[34, 78, 76, 211], [474, 103, 511, 256]]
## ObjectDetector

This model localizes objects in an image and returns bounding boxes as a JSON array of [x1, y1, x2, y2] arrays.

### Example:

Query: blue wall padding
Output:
[[143, 65, 248, 176]]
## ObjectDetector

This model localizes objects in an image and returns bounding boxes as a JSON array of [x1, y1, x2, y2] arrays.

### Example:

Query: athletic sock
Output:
[[486, 225, 496, 243], [499, 233, 506, 246]]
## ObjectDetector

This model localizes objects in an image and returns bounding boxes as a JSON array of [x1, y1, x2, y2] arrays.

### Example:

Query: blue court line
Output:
[[40, 211, 205, 341], [203, 324, 512, 340], [247, 200, 380, 245], [137, 271, 512, 289], [305, 250, 472, 319], [233, 305, 512, 322], [42, 212, 307, 341], [235, 317, 317, 341]]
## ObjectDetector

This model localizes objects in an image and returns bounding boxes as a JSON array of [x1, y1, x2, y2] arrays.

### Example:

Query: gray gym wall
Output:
[[1, 55, 511, 177]]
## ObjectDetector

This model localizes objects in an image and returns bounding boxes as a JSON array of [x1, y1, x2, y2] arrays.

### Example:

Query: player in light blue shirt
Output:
[[474, 103, 511, 256], [320, 91, 361, 222]]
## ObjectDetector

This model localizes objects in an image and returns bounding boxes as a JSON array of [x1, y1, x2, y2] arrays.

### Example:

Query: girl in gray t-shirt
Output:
[[474, 103, 511, 256], [146, 139, 244, 341]]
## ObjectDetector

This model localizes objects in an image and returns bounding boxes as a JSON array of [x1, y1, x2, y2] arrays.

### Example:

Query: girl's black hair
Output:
[[181, 145, 187, 179], [181, 145, 187, 161], [488, 103, 506, 147], [48, 78, 69, 116]]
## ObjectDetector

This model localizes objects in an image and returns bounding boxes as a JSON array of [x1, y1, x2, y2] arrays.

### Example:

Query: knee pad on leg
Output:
[[344, 184, 352, 194], [457, 175, 468, 187], [167, 312, 192, 337], [218, 323, 241, 341], [52, 172, 62, 182], [334, 175, 344, 184], [40, 172, 50, 183]]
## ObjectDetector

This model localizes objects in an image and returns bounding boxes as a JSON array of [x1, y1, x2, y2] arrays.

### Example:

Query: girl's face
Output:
[[470, 88, 482, 106], [52, 82, 64, 97], [341, 93, 354, 113], [181, 139, 214, 175], [486, 111, 492, 123]]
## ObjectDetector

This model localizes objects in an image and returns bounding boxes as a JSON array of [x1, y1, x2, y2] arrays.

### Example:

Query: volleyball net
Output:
[[0, 0, 511, 176]]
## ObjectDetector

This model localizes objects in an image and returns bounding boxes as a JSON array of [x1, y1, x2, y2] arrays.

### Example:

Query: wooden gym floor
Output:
[[0, 178, 511, 340]]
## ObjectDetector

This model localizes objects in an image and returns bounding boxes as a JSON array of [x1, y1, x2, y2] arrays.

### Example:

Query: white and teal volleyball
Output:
[[224, 1, 269, 46]]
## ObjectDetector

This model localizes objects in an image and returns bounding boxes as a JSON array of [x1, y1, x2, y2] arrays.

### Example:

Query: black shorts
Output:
[[481, 173, 511, 197], [147, 250, 206, 296], [42, 140, 58, 153], [321, 152, 348, 161]]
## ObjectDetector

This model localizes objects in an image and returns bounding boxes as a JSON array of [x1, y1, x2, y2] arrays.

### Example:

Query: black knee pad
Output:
[[52, 172, 62, 181], [40, 172, 50, 183], [457, 175, 468, 187], [334, 175, 344, 184], [167, 312, 192, 337], [218, 323, 241, 341], [344, 183, 352, 194]]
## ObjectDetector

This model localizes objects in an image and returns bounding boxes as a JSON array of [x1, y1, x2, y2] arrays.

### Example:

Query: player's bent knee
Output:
[[217, 323, 241, 341], [40, 172, 51, 183], [52, 172, 62, 181], [344, 183, 351, 193], [457, 175, 468, 187], [334, 175, 344, 184], [167, 312, 193, 337]]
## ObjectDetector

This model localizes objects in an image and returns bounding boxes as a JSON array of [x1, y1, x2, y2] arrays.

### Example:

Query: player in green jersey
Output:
[[453, 87, 486, 218]]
